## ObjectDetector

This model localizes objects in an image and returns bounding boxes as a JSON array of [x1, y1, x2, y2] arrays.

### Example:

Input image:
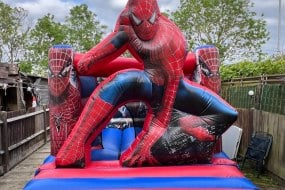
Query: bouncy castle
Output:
[[24, 0, 258, 189]]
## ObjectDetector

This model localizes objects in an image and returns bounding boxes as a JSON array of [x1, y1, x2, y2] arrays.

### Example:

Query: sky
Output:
[[2, 0, 285, 56]]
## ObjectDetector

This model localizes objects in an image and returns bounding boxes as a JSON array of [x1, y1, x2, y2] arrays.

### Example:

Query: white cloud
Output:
[[265, 17, 278, 26], [3, 0, 76, 22], [111, 0, 128, 8], [251, 0, 285, 54], [159, 0, 179, 11], [80, 0, 179, 31], [252, 0, 278, 9], [2, 0, 284, 54]]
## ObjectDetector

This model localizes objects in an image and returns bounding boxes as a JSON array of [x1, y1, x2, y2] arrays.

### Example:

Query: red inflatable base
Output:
[[24, 155, 258, 190]]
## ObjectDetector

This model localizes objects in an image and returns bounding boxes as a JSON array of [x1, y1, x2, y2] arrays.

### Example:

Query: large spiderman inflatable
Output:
[[49, 0, 237, 168]]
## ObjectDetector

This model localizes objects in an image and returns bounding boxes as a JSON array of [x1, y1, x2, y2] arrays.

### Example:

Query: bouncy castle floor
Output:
[[23, 127, 258, 190], [24, 153, 258, 190]]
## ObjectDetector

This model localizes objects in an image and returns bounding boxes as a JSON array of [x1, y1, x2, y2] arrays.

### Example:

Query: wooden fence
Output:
[[0, 106, 49, 175], [234, 107, 285, 180], [222, 74, 285, 115], [222, 75, 285, 180]]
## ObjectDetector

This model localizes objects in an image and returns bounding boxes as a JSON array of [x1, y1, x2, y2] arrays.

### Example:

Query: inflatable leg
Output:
[[175, 79, 238, 131], [121, 78, 238, 166], [120, 117, 165, 166], [179, 115, 216, 141], [55, 92, 114, 167], [55, 70, 152, 167]]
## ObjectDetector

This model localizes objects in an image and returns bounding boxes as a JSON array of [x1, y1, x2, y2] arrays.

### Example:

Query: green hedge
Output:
[[221, 56, 285, 81]]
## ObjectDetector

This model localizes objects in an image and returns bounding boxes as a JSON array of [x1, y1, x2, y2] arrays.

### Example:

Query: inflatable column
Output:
[[194, 45, 221, 94], [48, 45, 82, 155], [194, 45, 223, 152]]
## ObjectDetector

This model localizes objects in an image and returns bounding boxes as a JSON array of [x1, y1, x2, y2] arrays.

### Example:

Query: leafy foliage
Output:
[[0, 1, 30, 63], [171, 0, 269, 62], [220, 55, 285, 80], [20, 14, 66, 75], [19, 4, 106, 76], [65, 4, 107, 52], [0, 1, 275, 78]]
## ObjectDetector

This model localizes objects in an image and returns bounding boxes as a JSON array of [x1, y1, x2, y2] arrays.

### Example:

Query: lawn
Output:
[[240, 161, 284, 190]]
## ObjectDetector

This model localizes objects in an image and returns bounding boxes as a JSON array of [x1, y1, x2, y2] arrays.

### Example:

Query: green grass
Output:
[[240, 162, 281, 189]]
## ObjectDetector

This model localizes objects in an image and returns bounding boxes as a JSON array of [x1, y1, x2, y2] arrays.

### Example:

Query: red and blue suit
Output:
[[55, 0, 237, 167]]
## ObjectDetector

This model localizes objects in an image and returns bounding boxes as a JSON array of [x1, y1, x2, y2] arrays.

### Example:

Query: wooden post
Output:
[[43, 105, 48, 143], [0, 111, 9, 173], [0, 116, 3, 175], [249, 108, 254, 135]]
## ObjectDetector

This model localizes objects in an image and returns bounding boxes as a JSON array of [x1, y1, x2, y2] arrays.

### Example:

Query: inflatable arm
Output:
[[73, 52, 197, 78]]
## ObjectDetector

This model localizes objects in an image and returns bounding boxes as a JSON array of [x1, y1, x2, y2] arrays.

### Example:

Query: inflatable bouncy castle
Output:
[[24, 0, 258, 189]]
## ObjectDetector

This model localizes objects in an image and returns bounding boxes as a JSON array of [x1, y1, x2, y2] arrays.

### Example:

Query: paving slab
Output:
[[0, 143, 50, 190]]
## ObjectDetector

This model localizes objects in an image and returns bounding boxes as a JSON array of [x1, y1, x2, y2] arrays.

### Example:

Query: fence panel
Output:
[[222, 75, 285, 115], [224, 75, 285, 180], [234, 108, 254, 155], [234, 108, 285, 180], [0, 107, 49, 175], [260, 84, 285, 114]]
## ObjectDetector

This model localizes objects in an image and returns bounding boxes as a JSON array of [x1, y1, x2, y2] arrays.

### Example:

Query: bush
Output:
[[221, 55, 285, 81]]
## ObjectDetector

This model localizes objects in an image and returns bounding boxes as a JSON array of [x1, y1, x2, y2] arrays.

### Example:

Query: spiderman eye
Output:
[[48, 67, 55, 78], [201, 66, 211, 77], [199, 57, 212, 77], [58, 70, 67, 78], [149, 12, 156, 24], [59, 58, 72, 78], [59, 65, 71, 78], [131, 13, 142, 26]]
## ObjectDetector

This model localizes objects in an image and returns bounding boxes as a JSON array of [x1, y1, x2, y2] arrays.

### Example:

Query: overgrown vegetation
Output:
[[0, 2, 106, 76], [172, 0, 269, 62], [240, 161, 281, 189], [221, 55, 285, 81], [0, 1, 281, 79]]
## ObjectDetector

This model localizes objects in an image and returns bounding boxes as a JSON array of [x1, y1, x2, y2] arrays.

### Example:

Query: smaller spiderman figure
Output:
[[48, 45, 82, 155], [56, 0, 237, 167], [193, 46, 221, 94]]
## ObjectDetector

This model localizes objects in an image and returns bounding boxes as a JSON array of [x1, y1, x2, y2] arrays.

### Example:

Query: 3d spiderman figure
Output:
[[48, 46, 82, 155], [193, 46, 221, 94], [55, 0, 237, 167]]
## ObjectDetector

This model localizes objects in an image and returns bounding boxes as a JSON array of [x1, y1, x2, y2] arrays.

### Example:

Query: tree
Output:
[[21, 14, 66, 75], [171, 0, 269, 62], [0, 2, 30, 63], [21, 4, 107, 76], [64, 4, 106, 52]]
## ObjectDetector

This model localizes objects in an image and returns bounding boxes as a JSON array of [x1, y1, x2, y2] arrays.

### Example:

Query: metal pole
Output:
[[43, 105, 48, 143], [277, 0, 281, 52]]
